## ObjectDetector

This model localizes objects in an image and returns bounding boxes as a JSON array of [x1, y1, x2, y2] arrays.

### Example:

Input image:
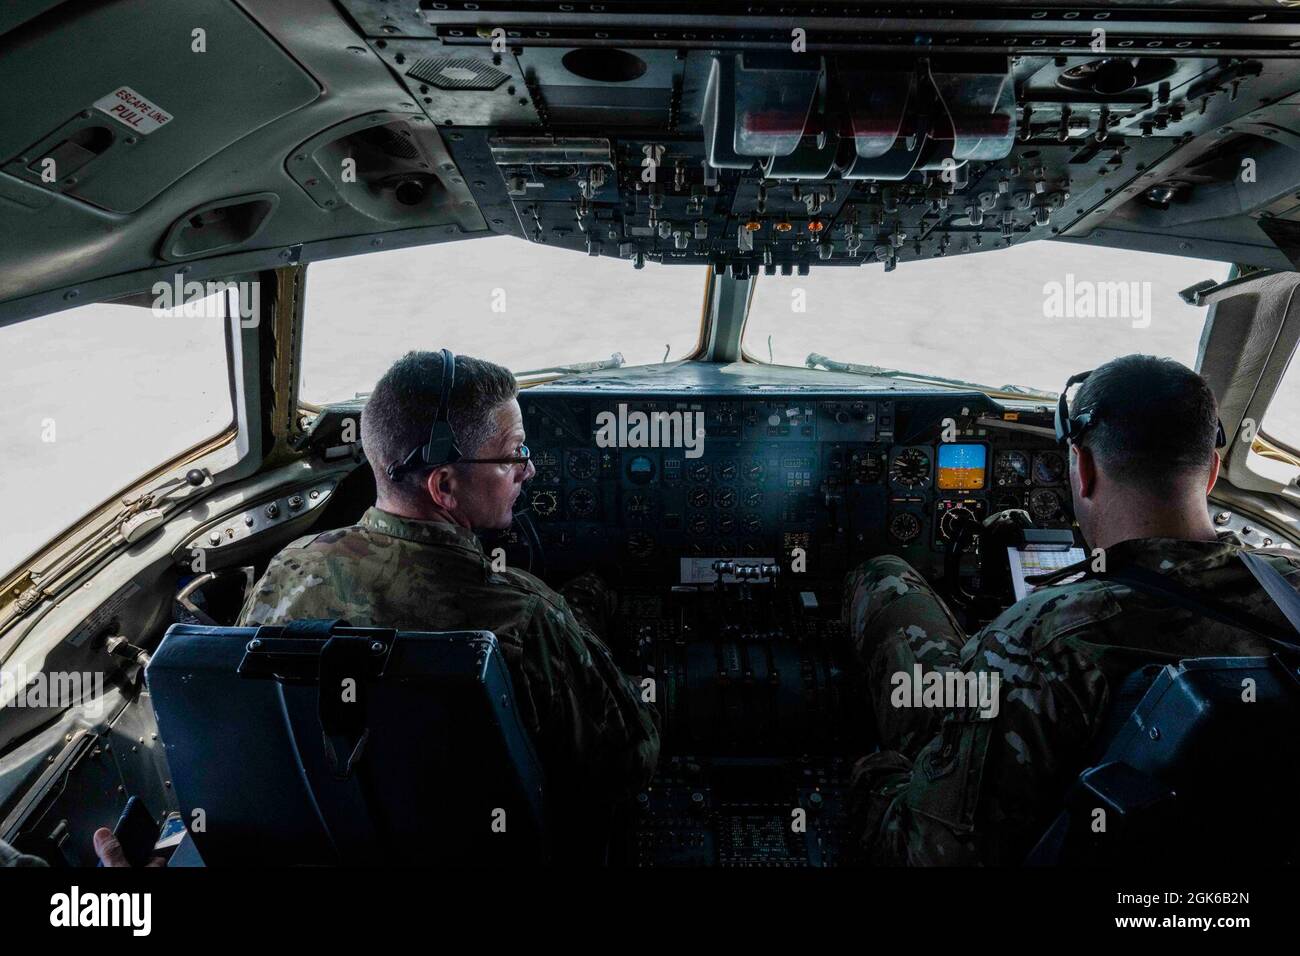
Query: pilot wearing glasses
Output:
[[238, 350, 659, 859]]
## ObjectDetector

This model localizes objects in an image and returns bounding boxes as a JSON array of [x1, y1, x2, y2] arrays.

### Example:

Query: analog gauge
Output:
[[688, 512, 711, 535], [715, 541, 735, 558], [626, 454, 656, 485], [717, 515, 736, 535], [994, 451, 1030, 487], [745, 462, 764, 482], [626, 492, 656, 520], [1033, 451, 1066, 485], [533, 449, 561, 482], [529, 489, 559, 517], [688, 541, 707, 557], [688, 486, 711, 508], [627, 531, 656, 559], [688, 462, 711, 482], [852, 450, 885, 483], [568, 487, 596, 518], [889, 448, 930, 489], [1030, 488, 1063, 521], [939, 505, 975, 541], [888, 512, 922, 543], [568, 450, 596, 480], [717, 460, 738, 482], [741, 541, 762, 557], [742, 514, 762, 535], [743, 489, 763, 509], [715, 488, 737, 509], [993, 493, 1025, 514]]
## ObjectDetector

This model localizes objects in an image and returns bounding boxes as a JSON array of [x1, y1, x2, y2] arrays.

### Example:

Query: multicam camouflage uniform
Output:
[[238, 507, 660, 816], [842, 533, 1300, 866]]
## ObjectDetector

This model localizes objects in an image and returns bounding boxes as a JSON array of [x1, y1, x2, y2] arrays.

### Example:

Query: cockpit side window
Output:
[[0, 290, 235, 578], [1263, 343, 1300, 455]]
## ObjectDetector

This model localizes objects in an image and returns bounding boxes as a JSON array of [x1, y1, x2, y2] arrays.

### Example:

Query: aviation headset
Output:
[[386, 348, 464, 482], [1054, 368, 1228, 449], [385, 348, 533, 483]]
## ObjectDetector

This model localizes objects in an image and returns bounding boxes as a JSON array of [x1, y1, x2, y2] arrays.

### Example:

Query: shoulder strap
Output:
[[1094, 554, 1300, 656], [1239, 550, 1300, 637], [1088, 663, 1164, 764]]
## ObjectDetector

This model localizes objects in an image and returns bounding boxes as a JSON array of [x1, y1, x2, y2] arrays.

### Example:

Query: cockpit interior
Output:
[[2, 0, 1300, 874]]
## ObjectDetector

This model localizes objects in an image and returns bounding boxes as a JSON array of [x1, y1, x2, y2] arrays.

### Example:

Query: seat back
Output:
[[146, 621, 546, 866], [1027, 655, 1300, 865]]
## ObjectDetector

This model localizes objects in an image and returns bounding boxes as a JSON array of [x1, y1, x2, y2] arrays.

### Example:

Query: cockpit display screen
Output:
[[936, 443, 987, 490]]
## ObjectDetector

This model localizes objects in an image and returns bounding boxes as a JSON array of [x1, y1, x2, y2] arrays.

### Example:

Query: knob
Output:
[[265, 503, 280, 519]]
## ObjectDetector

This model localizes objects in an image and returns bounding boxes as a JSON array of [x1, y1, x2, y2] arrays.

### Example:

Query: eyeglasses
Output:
[[389, 443, 531, 481], [1055, 369, 1227, 449], [457, 445, 532, 467]]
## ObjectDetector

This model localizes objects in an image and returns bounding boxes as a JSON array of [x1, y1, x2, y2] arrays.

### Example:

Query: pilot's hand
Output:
[[92, 827, 166, 868]]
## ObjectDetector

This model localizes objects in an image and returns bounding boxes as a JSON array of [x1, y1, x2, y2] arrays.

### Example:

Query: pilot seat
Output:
[[1027, 653, 1300, 865], [146, 620, 547, 866]]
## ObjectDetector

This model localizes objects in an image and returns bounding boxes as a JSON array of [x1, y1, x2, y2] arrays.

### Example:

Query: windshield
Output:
[[742, 243, 1232, 395], [300, 237, 707, 405]]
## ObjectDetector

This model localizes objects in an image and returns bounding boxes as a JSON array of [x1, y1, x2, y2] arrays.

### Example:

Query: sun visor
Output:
[[701, 56, 752, 170], [928, 66, 1018, 162], [733, 53, 823, 158], [845, 72, 916, 159], [0, 0, 319, 214]]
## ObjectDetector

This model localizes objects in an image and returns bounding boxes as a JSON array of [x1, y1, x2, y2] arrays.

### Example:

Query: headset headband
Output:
[[386, 348, 463, 481]]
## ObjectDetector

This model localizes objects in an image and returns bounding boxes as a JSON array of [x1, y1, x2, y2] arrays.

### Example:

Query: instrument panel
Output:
[[514, 391, 1073, 587]]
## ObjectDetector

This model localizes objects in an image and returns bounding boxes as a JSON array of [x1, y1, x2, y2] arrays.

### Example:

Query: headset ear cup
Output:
[[424, 422, 460, 467]]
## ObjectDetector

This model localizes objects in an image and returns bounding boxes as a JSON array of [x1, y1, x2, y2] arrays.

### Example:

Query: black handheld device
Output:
[[100, 795, 159, 868]]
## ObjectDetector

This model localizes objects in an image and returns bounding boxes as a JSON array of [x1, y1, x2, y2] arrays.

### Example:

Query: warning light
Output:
[[774, 221, 793, 232], [807, 220, 825, 233], [744, 221, 763, 231]]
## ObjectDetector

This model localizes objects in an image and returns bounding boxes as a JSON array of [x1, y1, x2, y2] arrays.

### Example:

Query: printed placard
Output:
[[93, 86, 173, 134]]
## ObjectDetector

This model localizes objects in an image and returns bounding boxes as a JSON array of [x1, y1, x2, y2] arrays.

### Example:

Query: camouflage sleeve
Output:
[[517, 593, 661, 798], [853, 624, 1105, 865], [236, 542, 353, 626]]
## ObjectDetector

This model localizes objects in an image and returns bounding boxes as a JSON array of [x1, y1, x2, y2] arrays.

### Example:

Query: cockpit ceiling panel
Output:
[[334, 2, 1300, 272], [0, 0, 320, 214]]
